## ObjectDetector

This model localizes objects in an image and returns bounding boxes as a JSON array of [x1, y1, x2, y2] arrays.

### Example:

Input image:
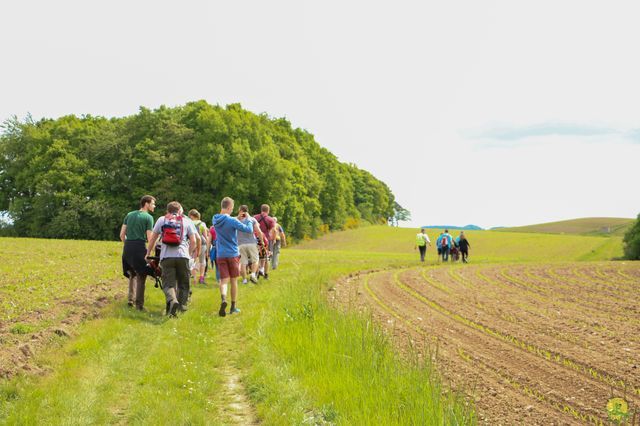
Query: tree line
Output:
[[0, 101, 399, 241]]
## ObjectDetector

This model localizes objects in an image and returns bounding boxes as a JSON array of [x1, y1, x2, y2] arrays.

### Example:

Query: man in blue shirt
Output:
[[213, 197, 254, 317]]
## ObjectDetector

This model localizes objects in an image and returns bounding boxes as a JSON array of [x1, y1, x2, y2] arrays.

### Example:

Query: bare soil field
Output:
[[0, 281, 124, 379], [333, 262, 640, 425]]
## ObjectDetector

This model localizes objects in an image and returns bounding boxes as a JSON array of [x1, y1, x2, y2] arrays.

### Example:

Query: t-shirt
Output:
[[123, 210, 154, 242], [254, 213, 275, 241], [192, 220, 208, 244], [152, 215, 197, 260], [237, 217, 259, 246], [209, 226, 217, 242], [416, 233, 430, 246]]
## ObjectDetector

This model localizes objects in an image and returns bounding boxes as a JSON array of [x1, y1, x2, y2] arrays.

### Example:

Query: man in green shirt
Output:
[[120, 195, 156, 310]]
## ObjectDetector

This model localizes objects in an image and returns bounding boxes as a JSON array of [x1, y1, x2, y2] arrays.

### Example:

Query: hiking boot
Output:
[[198, 277, 205, 285], [264, 273, 269, 280], [229, 307, 241, 315], [127, 301, 134, 307], [219, 301, 227, 317], [165, 302, 170, 315], [249, 274, 258, 284], [169, 301, 179, 317]]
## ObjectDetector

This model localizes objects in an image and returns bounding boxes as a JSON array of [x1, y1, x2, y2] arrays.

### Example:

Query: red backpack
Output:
[[440, 235, 449, 248], [161, 214, 184, 246]]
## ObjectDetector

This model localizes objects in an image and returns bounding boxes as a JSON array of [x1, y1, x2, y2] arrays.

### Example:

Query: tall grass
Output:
[[238, 251, 475, 424]]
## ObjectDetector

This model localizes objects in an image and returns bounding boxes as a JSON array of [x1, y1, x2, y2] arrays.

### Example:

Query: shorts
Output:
[[437, 247, 442, 255], [239, 244, 259, 266], [122, 240, 149, 278], [198, 246, 207, 266], [216, 256, 241, 279]]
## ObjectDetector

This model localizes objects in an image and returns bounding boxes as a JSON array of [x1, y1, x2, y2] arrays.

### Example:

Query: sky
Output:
[[1, 0, 639, 229]]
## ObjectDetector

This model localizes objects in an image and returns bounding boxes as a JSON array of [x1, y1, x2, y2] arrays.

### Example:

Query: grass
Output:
[[295, 225, 624, 261], [0, 238, 474, 425], [495, 217, 634, 236], [0, 226, 625, 424]]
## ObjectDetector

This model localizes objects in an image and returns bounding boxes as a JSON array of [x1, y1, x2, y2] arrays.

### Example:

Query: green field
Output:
[[0, 227, 628, 424], [496, 217, 634, 236], [296, 225, 624, 262]]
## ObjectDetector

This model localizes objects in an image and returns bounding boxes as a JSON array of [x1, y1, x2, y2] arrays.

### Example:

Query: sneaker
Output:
[[264, 273, 269, 280], [169, 301, 179, 317], [127, 301, 134, 307], [249, 274, 258, 284], [219, 301, 227, 317], [178, 304, 188, 313], [242, 278, 248, 284], [199, 277, 205, 285], [229, 307, 241, 315]]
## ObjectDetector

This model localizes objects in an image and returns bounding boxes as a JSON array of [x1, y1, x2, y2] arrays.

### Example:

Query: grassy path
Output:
[[1, 248, 475, 425]]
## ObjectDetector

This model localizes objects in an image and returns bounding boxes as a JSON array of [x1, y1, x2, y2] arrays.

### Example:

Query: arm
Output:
[[146, 229, 153, 243], [281, 231, 287, 247], [189, 234, 197, 259], [233, 218, 254, 233], [146, 232, 160, 258], [119, 225, 127, 242]]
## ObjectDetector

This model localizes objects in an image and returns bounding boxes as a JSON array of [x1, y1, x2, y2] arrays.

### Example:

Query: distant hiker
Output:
[[213, 197, 254, 316], [440, 229, 453, 262], [209, 225, 220, 283], [436, 232, 444, 261], [188, 209, 209, 285], [254, 204, 275, 279], [236, 205, 263, 284], [146, 201, 197, 317], [120, 195, 156, 310], [414, 228, 431, 262], [271, 217, 286, 270], [458, 231, 471, 263]]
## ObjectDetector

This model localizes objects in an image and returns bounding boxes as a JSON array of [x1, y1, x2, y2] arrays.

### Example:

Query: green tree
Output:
[[623, 213, 640, 260], [0, 101, 397, 241]]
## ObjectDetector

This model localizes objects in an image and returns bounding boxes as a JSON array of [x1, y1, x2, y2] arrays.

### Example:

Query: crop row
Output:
[[391, 272, 640, 398]]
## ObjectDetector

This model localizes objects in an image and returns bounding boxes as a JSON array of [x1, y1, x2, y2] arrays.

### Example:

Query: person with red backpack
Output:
[[146, 201, 198, 317]]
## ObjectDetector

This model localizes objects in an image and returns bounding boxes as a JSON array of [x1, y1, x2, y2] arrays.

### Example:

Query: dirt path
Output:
[[333, 262, 640, 425]]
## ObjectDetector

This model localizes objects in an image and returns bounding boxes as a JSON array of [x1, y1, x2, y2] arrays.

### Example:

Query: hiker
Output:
[[414, 228, 431, 262], [271, 217, 286, 270], [458, 231, 471, 263], [146, 201, 198, 316], [254, 204, 276, 279], [436, 232, 444, 261], [213, 197, 254, 316], [188, 209, 209, 285], [209, 225, 220, 283], [236, 205, 263, 284], [440, 229, 453, 262], [120, 195, 156, 310]]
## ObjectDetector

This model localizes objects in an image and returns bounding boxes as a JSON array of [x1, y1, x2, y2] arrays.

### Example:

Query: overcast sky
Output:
[[1, 1, 638, 228]]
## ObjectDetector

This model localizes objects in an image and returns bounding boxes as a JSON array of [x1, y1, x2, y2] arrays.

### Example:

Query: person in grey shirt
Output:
[[146, 201, 197, 316], [236, 205, 263, 284]]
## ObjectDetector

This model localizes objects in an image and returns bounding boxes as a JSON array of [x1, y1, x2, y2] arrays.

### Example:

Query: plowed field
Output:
[[334, 262, 640, 425]]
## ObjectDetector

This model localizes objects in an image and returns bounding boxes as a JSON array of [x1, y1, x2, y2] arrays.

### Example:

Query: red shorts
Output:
[[216, 256, 241, 279]]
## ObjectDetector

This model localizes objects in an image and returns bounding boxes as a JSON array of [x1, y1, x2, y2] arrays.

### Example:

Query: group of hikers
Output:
[[414, 228, 471, 263], [120, 195, 286, 317]]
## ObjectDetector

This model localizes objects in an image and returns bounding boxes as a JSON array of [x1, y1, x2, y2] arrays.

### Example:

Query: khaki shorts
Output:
[[239, 243, 259, 266]]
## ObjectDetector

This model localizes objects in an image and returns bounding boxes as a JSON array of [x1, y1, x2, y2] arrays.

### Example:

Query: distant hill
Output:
[[495, 217, 634, 236], [421, 225, 483, 231]]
